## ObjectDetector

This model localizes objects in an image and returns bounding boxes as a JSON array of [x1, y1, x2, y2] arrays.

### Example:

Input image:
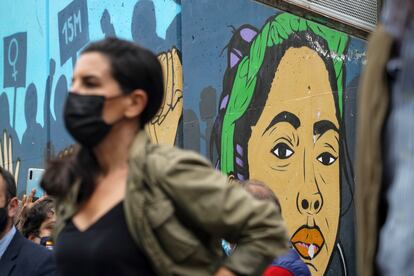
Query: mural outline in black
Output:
[[3, 32, 27, 88], [3, 32, 28, 128]]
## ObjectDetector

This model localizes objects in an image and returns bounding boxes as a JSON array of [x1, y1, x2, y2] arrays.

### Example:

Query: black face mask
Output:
[[64, 93, 118, 148], [0, 207, 8, 233]]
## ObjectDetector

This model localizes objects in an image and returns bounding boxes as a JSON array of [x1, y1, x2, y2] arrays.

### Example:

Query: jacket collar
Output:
[[0, 230, 22, 276], [128, 130, 150, 162], [0, 226, 16, 258]]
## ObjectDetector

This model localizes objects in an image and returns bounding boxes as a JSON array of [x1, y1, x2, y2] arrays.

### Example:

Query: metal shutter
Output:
[[283, 0, 377, 31]]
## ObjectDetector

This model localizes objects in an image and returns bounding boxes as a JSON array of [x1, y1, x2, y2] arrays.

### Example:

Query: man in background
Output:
[[0, 167, 57, 275], [21, 197, 55, 248]]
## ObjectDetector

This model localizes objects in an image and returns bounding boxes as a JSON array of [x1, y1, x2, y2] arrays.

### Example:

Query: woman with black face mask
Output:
[[42, 37, 289, 276]]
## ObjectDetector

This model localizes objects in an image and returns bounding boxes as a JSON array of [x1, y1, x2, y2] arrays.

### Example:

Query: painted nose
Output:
[[298, 192, 323, 214]]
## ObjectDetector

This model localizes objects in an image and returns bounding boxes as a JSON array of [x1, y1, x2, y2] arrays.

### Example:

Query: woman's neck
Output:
[[94, 120, 139, 174]]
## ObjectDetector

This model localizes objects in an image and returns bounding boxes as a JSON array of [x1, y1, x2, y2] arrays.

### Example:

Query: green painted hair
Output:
[[220, 13, 348, 174]]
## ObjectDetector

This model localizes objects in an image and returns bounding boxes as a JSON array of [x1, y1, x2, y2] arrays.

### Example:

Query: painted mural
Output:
[[0, 0, 366, 275], [211, 13, 352, 275], [146, 48, 183, 145], [181, 2, 365, 275], [0, 0, 182, 197]]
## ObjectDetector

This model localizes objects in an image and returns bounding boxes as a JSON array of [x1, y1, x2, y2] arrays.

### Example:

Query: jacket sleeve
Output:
[[34, 249, 58, 276], [152, 149, 290, 275]]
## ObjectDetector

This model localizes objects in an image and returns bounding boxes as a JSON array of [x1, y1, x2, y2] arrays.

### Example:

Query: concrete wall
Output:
[[0, 0, 366, 275]]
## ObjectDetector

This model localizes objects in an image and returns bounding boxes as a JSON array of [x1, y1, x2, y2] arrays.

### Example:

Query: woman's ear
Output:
[[125, 89, 148, 118]]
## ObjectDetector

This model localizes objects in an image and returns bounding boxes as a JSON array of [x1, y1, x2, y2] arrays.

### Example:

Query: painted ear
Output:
[[228, 25, 258, 68]]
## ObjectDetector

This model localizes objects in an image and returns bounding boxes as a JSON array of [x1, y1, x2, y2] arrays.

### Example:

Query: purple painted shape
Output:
[[230, 49, 242, 68], [235, 156, 244, 167], [236, 144, 243, 156], [220, 95, 229, 110], [240, 28, 257, 43], [230, 52, 240, 68], [237, 173, 245, 181]]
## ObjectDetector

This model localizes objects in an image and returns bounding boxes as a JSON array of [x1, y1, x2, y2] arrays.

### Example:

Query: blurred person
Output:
[[41, 37, 289, 276], [0, 167, 57, 275], [15, 189, 46, 232], [224, 179, 310, 276], [356, 0, 414, 275], [21, 197, 55, 247]]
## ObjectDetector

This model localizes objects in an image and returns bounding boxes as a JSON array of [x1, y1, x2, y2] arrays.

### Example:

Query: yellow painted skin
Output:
[[248, 47, 340, 275], [146, 48, 183, 145]]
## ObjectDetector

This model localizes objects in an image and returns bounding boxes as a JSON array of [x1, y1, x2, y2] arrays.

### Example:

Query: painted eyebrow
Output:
[[313, 120, 339, 136], [263, 111, 301, 135]]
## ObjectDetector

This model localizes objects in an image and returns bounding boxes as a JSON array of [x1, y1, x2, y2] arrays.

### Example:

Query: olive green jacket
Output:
[[355, 25, 393, 276], [53, 131, 289, 275]]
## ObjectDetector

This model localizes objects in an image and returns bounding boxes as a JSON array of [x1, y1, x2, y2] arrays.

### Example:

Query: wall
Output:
[[0, 0, 366, 275]]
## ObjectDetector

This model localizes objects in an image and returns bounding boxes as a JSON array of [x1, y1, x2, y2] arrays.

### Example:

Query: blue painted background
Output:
[[0, 0, 181, 197]]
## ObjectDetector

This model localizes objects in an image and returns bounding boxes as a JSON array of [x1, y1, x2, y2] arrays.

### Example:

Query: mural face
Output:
[[248, 47, 340, 274], [206, 12, 362, 275]]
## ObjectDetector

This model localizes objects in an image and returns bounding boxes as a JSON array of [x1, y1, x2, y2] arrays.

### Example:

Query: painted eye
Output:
[[272, 143, 294, 159], [317, 152, 337, 166]]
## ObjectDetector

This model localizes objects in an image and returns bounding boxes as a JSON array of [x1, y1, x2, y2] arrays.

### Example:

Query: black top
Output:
[[55, 201, 155, 276]]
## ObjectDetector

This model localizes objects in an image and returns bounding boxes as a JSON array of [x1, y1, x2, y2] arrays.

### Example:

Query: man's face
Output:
[[248, 47, 340, 275], [0, 175, 17, 237], [0, 175, 7, 207], [0, 177, 8, 234]]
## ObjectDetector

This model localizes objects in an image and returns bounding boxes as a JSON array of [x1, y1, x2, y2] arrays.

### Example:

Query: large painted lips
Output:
[[290, 225, 325, 260]]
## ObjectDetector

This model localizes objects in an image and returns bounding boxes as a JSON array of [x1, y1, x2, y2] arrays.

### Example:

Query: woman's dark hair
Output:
[[41, 38, 163, 202], [82, 37, 164, 127]]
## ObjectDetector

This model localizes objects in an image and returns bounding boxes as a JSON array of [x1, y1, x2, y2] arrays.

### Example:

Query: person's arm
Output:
[[15, 190, 47, 231], [152, 149, 290, 275]]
